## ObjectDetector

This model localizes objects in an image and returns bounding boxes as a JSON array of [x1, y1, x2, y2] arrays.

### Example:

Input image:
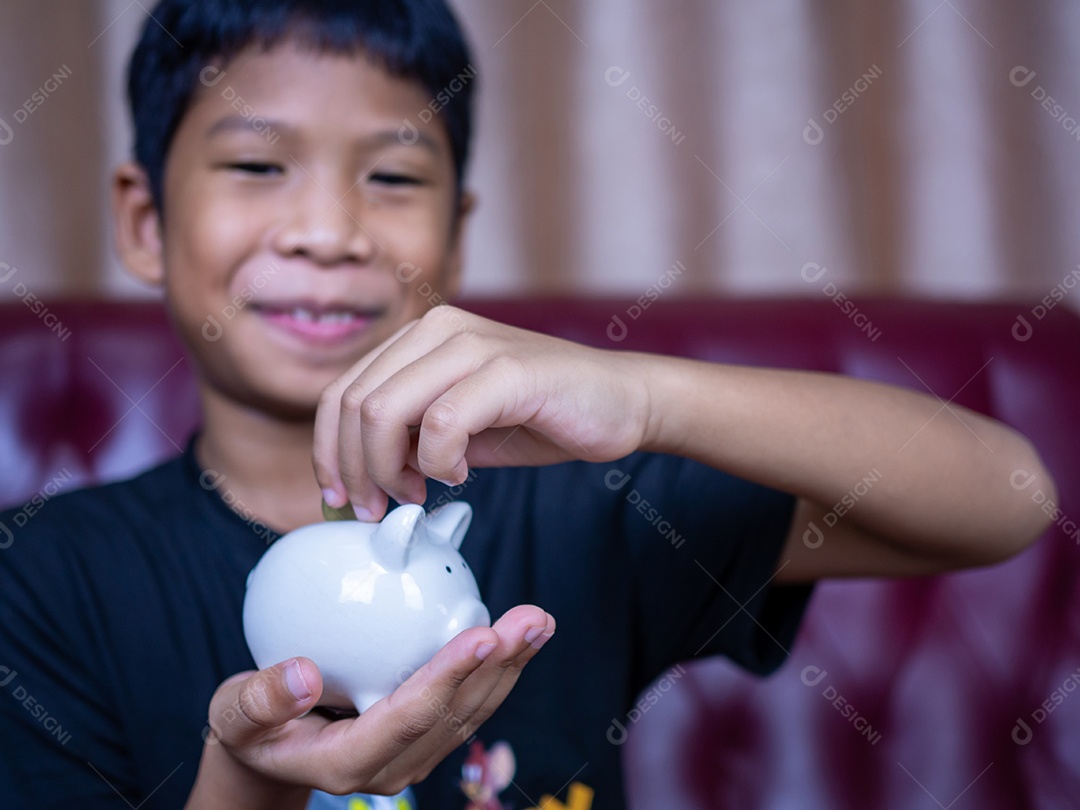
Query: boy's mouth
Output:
[[255, 302, 381, 344]]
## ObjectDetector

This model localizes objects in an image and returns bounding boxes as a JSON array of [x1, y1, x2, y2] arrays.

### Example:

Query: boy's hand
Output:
[[314, 307, 654, 520], [187, 605, 554, 807]]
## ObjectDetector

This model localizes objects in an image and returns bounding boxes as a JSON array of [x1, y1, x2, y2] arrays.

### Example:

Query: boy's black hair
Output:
[[128, 0, 476, 214]]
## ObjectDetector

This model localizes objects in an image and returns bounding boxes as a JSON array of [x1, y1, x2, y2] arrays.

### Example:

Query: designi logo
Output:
[[802, 521, 824, 549], [1009, 66, 1037, 88], [398, 119, 420, 146]]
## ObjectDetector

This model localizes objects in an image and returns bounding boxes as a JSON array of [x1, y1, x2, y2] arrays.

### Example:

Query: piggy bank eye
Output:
[[445, 565, 452, 573]]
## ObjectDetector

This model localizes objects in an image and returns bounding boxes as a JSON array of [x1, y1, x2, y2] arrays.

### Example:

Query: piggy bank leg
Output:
[[353, 692, 385, 714]]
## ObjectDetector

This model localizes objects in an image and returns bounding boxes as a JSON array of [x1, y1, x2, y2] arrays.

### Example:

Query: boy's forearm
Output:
[[636, 354, 1056, 564]]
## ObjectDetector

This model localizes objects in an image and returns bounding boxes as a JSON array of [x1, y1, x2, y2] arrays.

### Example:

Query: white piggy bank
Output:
[[243, 501, 490, 712]]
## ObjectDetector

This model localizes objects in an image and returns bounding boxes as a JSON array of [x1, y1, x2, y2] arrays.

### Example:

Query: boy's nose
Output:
[[274, 180, 377, 266]]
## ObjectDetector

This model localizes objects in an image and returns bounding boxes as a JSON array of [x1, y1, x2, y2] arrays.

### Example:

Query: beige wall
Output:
[[1, 0, 1079, 306]]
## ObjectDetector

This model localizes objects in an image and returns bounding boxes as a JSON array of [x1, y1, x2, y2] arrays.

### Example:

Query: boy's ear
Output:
[[112, 162, 165, 286], [443, 191, 476, 300]]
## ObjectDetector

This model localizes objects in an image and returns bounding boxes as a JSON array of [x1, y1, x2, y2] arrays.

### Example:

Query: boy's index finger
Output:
[[312, 319, 420, 514]]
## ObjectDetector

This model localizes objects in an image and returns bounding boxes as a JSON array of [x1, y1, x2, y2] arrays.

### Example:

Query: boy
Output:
[[0, 0, 1056, 807]]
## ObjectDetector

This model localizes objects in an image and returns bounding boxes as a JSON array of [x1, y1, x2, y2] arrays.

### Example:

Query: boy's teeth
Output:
[[287, 308, 355, 323], [321, 311, 355, 324], [291, 307, 314, 322]]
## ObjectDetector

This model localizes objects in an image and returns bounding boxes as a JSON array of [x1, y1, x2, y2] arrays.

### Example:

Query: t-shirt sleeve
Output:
[[0, 503, 134, 807], [608, 453, 812, 689]]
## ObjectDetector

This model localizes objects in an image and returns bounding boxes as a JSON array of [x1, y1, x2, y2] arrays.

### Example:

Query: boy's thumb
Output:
[[206, 658, 322, 747]]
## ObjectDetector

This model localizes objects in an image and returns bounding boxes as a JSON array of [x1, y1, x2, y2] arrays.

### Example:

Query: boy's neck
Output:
[[194, 387, 325, 533]]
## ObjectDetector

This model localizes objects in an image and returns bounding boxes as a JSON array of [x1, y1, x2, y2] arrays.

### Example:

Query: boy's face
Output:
[[131, 43, 468, 417]]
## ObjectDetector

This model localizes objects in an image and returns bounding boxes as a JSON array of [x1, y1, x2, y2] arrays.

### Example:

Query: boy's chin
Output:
[[207, 375, 328, 423], [255, 390, 321, 423], [254, 377, 332, 422]]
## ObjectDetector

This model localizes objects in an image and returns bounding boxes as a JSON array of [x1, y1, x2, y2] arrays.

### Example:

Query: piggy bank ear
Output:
[[372, 504, 425, 570], [425, 501, 473, 550]]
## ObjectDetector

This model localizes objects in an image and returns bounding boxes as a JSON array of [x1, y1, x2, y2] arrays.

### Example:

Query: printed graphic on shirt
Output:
[[460, 739, 515, 809], [531, 783, 594, 810], [459, 740, 594, 810], [306, 788, 414, 810]]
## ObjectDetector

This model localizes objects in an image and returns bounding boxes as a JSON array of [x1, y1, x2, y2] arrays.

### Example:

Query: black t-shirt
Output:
[[0, 442, 810, 808]]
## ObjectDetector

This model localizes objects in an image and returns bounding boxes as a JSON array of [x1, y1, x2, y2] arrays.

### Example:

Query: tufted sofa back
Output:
[[2, 297, 1078, 808]]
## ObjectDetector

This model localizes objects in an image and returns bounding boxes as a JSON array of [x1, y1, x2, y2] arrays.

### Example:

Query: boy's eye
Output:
[[226, 162, 284, 176], [369, 172, 421, 187]]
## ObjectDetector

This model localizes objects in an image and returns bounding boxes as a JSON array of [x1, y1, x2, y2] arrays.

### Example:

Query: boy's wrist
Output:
[[628, 351, 688, 458], [185, 739, 311, 810]]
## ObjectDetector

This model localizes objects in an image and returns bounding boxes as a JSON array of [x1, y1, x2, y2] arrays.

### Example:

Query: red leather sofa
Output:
[[2, 297, 1078, 808]]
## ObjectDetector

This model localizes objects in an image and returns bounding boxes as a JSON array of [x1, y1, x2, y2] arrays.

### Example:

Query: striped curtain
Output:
[[0, 0, 1077, 307]]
